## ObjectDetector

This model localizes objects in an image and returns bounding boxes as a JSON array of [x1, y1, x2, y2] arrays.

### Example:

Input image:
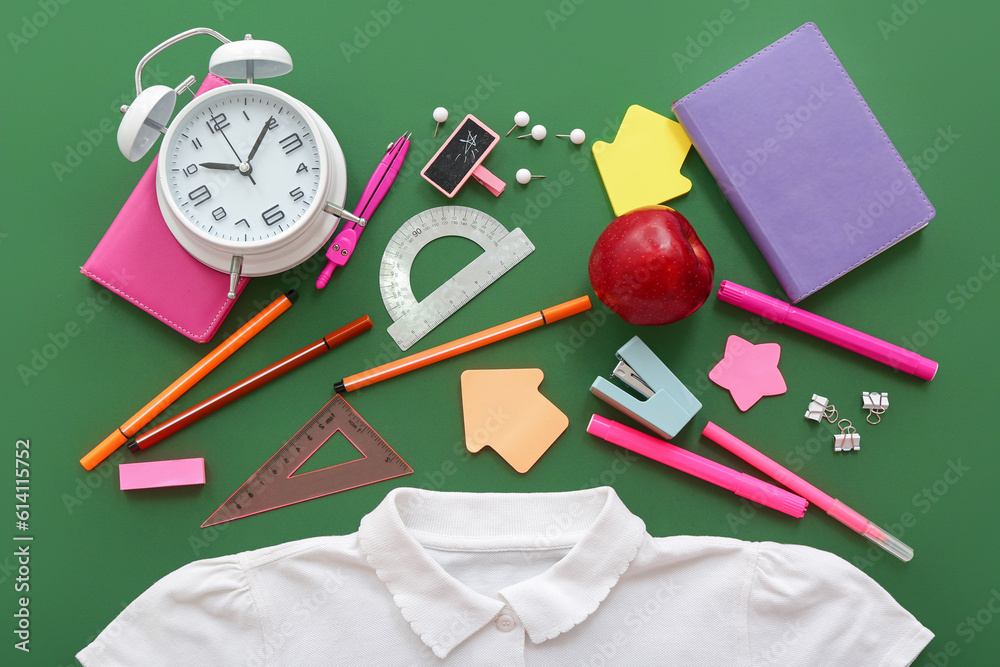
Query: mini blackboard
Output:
[[421, 115, 500, 197]]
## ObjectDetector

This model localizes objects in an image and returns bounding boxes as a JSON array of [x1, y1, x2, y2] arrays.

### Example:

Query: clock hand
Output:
[[247, 117, 273, 162], [216, 127, 258, 185], [218, 127, 244, 163], [201, 159, 257, 185], [199, 162, 240, 171]]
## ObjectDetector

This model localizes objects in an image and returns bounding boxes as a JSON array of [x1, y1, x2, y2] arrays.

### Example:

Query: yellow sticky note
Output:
[[592, 105, 693, 216], [461, 369, 568, 473]]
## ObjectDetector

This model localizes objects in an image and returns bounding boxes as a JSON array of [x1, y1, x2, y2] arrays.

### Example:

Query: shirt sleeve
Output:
[[747, 542, 933, 667], [77, 554, 264, 666]]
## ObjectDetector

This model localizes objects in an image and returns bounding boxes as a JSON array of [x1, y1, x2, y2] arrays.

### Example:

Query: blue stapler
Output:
[[590, 336, 701, 440]]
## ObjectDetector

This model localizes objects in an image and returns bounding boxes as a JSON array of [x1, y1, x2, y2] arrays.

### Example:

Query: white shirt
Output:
[[77, 487, 932, 666]]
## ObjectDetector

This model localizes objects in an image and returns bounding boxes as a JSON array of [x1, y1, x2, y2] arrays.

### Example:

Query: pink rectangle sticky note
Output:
[[120, 458, 206, 490]]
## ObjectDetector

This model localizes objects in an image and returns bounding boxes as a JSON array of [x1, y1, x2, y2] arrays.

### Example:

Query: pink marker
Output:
[[587, 415, 808, 518], [716, 280, 938, 380], [702, 422, 913, 562]]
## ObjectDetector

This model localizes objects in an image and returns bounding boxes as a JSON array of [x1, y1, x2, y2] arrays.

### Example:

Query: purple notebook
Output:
[[672, 22, 934, 302]]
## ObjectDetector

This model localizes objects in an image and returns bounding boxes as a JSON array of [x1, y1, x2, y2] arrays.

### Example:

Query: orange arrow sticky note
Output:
[[461, 369, 569, 473], [592, 105, 693, 216]]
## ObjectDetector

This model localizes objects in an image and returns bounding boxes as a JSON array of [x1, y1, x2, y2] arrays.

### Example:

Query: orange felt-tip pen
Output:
[[334, 295, 591, 393], [127, 315, 373, 452], [80, 291, 297, 470]]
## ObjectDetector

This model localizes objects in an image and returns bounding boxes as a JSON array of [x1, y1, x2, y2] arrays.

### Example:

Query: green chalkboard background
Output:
[[2, 0, 998, 664]]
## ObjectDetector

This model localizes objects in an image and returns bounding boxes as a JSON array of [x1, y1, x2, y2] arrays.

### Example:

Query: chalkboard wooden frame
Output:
[[421, 114, 501, 197]]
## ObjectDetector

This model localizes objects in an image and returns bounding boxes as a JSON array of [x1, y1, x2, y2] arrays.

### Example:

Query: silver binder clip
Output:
[[590, 336, 702, 440], [805, 394, 837, 422], [833, 419, 861, 452], [862, 391, 889, 424]]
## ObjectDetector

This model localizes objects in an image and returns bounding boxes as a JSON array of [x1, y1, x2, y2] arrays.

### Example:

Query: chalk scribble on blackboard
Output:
[[459, 130, 479, 163]]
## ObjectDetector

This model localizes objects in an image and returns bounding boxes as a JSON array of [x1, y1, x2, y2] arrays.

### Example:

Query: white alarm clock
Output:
[[117, 28, 362, 297]]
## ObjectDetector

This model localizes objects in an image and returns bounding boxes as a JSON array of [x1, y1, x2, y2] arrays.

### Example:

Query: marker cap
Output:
[[81, 430, 127, 470], [542, 296, 591, 323], [716, 280, 790, 323], [914, 358, 938, 381], [828, 500, 913, 562], [858, 520, 914, 562]]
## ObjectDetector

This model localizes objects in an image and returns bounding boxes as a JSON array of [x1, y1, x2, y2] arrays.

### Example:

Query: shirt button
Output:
[[496, 614, 516, 632]]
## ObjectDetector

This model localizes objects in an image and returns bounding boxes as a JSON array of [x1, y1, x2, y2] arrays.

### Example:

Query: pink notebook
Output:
[[81, 74, 249, 343]]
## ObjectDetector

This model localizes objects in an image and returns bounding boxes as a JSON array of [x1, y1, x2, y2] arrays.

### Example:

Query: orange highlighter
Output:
[[334, 296, 591, 393], [80, 291, 297, 470]]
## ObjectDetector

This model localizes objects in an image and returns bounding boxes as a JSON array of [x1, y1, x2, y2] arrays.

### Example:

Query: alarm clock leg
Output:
[[228, 256, 244, 300]]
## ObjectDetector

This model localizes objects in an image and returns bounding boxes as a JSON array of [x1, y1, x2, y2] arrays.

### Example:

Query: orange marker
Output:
[[80, 291, 297, 470], [334, 296, 591, 393]]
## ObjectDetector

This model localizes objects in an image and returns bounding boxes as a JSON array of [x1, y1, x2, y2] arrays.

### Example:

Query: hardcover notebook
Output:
[[81, 74, 248, 343], [672, 22, 934, 302]]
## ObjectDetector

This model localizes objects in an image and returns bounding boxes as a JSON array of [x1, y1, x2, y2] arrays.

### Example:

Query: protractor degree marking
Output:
[[386, 228, 535, 350], [379, 206, 515, 315]]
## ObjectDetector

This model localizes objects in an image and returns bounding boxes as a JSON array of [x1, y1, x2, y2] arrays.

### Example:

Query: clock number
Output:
[[279, 133, 302, 154], [262, 205, 285, 226], [206, 112, 230, 134], [235, 218, 250, 228], [183, 163, 198, 177], [267, 117, 279, 130], [211, 207, 227, 221], [188, 185, 211, 207], [242, 110, 251, 122], [191, 138, 203, 150], [296, 162, 308, 174], [289, 187, 304, 202]]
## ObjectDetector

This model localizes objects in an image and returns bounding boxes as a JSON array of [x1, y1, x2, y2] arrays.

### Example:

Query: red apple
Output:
[[588, 206, 714, 325]]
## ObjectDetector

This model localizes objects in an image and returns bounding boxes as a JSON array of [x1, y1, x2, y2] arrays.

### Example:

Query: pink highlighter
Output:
[[587, 415, 808, 518], [702, 422, 913, 561], [716, 280, 938, 380]]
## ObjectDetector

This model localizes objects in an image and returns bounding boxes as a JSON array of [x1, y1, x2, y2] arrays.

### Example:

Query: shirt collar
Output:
[[358, 487, 646, 658]]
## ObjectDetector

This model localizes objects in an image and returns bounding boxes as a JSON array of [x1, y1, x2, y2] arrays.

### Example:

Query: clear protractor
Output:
[[378, 205, 534, 350]]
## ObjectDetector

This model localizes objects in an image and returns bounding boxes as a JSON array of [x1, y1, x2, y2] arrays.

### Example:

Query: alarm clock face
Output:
[[160, 85, 326, 248]]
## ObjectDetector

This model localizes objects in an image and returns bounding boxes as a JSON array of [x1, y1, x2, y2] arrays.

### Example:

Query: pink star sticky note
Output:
[[708, 336, 787, 411]]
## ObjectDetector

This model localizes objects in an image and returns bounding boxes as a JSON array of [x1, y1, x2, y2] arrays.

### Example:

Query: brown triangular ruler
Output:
[[202, 395, 411, 527]]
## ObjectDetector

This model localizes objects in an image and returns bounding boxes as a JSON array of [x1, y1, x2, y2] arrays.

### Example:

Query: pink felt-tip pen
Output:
[[316, 132, 411, 289], [702, 422, 913, 562], [716, 280, 938, 380], [587, 415, 808, 518]]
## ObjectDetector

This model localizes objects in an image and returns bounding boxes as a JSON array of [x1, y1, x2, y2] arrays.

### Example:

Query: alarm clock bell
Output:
[[116, 28, 362, 298]]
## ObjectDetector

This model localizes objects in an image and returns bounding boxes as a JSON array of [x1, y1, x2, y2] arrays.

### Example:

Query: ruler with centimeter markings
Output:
[[202, 395, 411, 527], [379, 206, 534, 351]]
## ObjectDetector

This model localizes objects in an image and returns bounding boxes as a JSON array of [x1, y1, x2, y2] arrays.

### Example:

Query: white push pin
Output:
[[556, 128, 586, 144], [506, 111, 530, 137], [432, 106, 449, 138], [515, 168, 546, 185], [518, 124, 547, 141]]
